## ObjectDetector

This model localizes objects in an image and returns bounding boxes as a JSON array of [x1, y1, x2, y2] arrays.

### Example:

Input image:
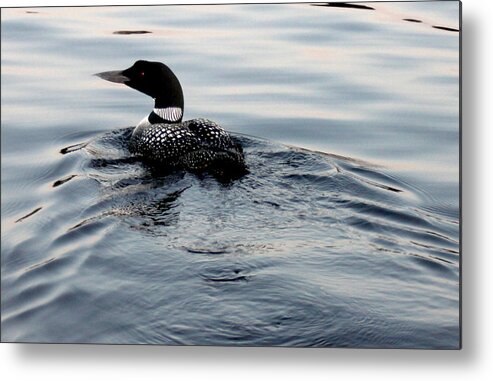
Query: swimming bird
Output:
[[96, 60, 247, 178]]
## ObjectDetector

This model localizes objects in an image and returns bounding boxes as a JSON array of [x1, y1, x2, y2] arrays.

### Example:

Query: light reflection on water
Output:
[[1, 2, 459, 347]]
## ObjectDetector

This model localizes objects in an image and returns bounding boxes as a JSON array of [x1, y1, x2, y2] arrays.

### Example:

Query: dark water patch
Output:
[[52, 174, 77, 188], [112, 30, 152, 35], [14, 207, 43, 223], [185, 247, 232, 255], [432, 25, 460, 32], [341, 168, 403, 193], [312, 2, 375, 11], [60, 142, 88, 155], [203, 273, 251, 283], [253, 199, 281, 209]]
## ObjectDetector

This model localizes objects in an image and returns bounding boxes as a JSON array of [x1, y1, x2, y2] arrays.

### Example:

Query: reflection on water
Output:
[[432, 25, 460, 32], [1, 2, 459, 348], [14, 207, 43, 223], [313, 3, 376, 11], [113, 30, 152, 35]]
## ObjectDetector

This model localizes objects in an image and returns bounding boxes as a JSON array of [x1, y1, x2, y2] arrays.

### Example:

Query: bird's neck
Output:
[[152, 90, 184, 123], [149, 106, 183, 123]]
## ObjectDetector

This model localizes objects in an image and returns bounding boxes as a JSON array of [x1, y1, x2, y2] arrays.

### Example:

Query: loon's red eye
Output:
[[140, 72, 145, 77]]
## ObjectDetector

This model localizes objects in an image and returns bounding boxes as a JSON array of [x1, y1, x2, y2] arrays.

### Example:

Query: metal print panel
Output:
[[0, 1, 461, 348]]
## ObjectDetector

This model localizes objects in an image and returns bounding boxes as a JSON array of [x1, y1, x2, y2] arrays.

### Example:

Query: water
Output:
[[1, 2, 460, 348]]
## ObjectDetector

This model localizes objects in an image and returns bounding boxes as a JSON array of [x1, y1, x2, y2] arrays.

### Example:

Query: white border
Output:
[[2, 0, 493, 380]]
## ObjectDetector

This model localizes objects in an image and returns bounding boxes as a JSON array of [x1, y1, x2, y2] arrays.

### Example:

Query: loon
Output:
[[96, 60, 246, 177]]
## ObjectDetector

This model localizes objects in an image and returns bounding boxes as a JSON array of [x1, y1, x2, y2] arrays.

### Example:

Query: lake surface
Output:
[[1, 2, 460, 348]]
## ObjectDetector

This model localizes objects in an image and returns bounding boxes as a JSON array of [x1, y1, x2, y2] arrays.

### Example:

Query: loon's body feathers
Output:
[[129, 117, 242, 171], [96, 60, 246, 177]]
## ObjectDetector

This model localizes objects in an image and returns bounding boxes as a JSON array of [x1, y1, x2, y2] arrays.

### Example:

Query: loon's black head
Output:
[[96, 60, 184, 110]]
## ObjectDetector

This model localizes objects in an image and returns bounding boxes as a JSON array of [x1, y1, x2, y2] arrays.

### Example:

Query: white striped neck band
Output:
[[152, 107, 183, 122]]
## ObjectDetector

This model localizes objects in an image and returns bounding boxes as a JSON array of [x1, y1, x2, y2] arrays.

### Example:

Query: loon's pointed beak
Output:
[[95, 70, 129, 84]]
